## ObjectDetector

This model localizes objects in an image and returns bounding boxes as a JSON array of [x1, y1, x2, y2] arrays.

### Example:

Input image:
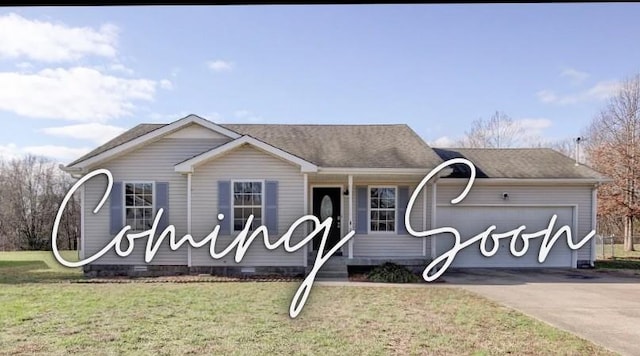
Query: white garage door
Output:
[[436, 206, 574, 268]]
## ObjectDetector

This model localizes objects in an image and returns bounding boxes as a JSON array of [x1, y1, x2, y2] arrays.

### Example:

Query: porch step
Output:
[[315, 271, 349, 281], [307, 255, 349, 281]]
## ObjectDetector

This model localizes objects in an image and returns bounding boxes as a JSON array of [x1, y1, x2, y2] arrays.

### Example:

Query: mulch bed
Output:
[[72, 274, 303, 284]]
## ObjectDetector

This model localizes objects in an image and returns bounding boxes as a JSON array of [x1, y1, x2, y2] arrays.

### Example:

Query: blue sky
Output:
[[0, 4, 639, 163]]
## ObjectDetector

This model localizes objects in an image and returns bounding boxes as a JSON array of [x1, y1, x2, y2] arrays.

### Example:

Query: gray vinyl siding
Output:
[[83, 137, 230, 265], [190, 145, 306, 267], [349, 180, 432, 258], [435, 182, 594, 262]]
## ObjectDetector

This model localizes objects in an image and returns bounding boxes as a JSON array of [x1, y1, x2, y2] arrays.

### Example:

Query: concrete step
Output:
[[306, 255, 348, 280], [315, 271, 349, 280]]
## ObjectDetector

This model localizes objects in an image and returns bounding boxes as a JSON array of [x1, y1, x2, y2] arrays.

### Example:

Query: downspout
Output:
[[348, 174, 354, 259], [303, 173, 308, 267], [591, 184, 598, 267], [187, 172, 192, 267]]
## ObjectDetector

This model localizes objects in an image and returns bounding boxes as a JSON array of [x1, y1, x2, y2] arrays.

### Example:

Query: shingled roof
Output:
[[67, 123, 166, 167], [66, 121, 443, 169], [65, 118, 608, 181], [433, 148, 608, 180], [221, 124, 442, 168]]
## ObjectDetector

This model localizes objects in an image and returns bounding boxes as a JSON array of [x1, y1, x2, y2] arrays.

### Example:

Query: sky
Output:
[[0, 4, 639, 164]]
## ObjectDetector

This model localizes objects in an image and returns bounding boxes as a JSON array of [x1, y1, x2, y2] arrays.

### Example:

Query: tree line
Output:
[[454, 73, 640, 251], [0, 155, 79, 251]]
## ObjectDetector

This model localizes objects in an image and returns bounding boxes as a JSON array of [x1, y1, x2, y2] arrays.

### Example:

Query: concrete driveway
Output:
[[443, 268, 640, 355]]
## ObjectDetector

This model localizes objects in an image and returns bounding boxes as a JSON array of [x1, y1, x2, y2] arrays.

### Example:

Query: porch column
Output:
[[591, 185, 598, 266], [430, 182, 437, 259], [348, 174, 353, 259], [303, 173, 309, 267], [187, 172, 192, 267], [80, 184, 85, 260], [422, 184, 427, 257]]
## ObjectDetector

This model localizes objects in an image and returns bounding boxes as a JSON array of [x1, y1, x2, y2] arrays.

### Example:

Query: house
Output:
[[61, 115, 608, 277]]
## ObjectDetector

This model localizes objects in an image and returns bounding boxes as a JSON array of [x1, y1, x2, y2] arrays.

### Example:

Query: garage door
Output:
[[436, 206, 574, 268]]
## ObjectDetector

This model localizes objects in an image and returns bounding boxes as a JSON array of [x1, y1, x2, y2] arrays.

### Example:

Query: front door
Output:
[[312, 187, 342, 252]]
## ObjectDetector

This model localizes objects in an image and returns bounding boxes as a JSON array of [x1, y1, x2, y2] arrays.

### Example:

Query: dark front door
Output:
[[312, 187, 341, 252]]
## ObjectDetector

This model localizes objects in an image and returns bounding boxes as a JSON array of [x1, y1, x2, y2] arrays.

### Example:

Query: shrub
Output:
[[366, 262, 420, 283]]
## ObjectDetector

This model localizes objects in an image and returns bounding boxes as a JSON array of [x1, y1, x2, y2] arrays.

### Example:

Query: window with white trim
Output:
[[233, 181, 263, 231], [369, 187, 396, 232], [125, 182, 154, 231]]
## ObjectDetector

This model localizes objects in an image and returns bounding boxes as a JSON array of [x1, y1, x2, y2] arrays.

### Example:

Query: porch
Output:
[[302, 169, 439, 263]]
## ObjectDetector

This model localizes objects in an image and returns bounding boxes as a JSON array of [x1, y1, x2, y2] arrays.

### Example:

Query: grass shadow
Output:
[[0, 251, 83, 284], [596, 259, 640, 270]]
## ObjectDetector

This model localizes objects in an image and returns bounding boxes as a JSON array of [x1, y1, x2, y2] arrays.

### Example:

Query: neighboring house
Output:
[[62, 115, 608, 276]]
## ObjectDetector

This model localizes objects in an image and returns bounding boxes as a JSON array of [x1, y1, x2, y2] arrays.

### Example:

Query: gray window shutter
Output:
[[155, 182, 169, 231], [265, 181, 278, 234], [397, 186, 409, 235], [218, 181, 231, 235], [110, 181, 123, 234], [356, 186, 368, 234]]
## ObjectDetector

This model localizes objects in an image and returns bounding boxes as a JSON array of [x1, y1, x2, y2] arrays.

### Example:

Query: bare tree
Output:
[[0, 154, 80, 251], [457, 111, 525, 148], [56, 173, 80, 250], [585, 74, 640, 251]]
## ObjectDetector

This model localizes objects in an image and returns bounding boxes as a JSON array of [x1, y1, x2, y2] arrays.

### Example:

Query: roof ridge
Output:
[[221, 123, 408, 127]]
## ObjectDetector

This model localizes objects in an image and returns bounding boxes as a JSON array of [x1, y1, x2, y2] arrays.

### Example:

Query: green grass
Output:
[[596, 243, 640, 260], [0, 250, 81, 283], [0, 251, 613, 355], [596, 244, 640, 271]]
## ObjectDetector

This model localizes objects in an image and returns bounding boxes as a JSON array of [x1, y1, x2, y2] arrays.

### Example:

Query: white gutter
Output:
[[317, 167, 453, 176], [436, 178, 611, 185]]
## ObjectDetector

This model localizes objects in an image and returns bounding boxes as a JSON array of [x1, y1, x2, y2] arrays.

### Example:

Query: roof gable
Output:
[[65, 114, 239, 169], [174, 135, 318, 173]]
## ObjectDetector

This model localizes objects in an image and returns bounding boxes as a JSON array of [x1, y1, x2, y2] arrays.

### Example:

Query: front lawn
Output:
[[0, 251, 612, 355]]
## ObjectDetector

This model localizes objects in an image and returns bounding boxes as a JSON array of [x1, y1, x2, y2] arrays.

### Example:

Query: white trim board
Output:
[[65, 114, 240, 170], [175, 135, 318, 173]]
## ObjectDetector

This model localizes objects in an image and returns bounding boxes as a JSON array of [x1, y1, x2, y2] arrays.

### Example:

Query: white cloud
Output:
[[41, 123, 126, 144], [561, 68, 589, 84], [0, 143, 21, 160], [0, 13, 118, 63], [109, 63, 134, 75], [536, 90, 558, 103], [431, 118, 554, 148], [0, 142, 89, 163], [148, 111, 190, 122], [0, 66, 157, 122], [537, 80, 621, 105], [513, 118, 554, 145], [430, 136, 456, 147], [207, 60, 234, 72], [514, 118, 553, 133], [586, 80, 621, 100], [23, 145, 90, 162], [159, 79, 173, 90], [15, 62, 32, 70]]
